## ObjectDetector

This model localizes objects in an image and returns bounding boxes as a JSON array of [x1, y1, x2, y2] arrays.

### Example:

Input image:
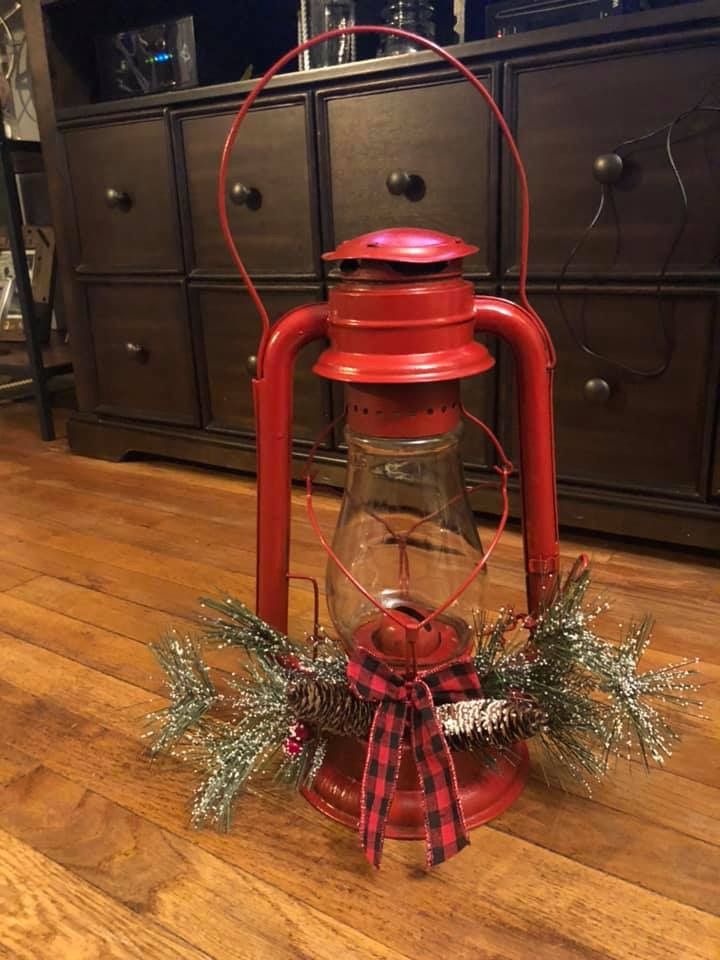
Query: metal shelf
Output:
[[0, 130, 65, 440], [0, 331, 71, 376]]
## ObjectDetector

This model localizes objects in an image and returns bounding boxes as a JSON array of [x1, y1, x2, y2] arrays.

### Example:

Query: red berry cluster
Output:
[[282, 721, 311, 758]]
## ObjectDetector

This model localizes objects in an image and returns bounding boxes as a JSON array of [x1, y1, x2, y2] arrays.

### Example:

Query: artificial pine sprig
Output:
[[473, 563, 702, 781], [146, 559, 702, 831], [145, 631, 217, 756], [200, 596, 347, 684], [147, 612, 335, 828]]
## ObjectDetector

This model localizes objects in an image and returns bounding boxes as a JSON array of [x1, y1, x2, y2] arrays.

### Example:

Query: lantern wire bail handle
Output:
[[217, 25, 556, 377], [303, 406, 513, 634]]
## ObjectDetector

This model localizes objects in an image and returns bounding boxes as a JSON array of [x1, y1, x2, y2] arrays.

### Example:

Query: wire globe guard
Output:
[[300, 398, 526, 840]]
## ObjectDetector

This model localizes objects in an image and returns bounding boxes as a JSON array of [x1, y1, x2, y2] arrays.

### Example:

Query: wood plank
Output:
[[1, 497, 712, 668], [1, 636, 718, 919], [474, 559, 720, 665], [0, 562, 37, 593], [0, 503, 266, 582], [0, 829, 214, 960], [0, 683, 717, 960], [1, 401, 719, 960], [0, 476, 174, 532], [0, 536, 317, 631], [0, 596, 164, 696], [0, 450, 267, 525], [8, 575, 197, 646], [0, 766, 409, 960], [603, 549, 719, 604], [527, 761, 720, 848], [0, 537, 225, 621], [0, 634, 163, 734], [0, 512, 272, 600], [3, 628, 717, 849], [0, 461, 29, 479], [493, 779, 720, 914], [0, 746, 39, 788], [0, 517, 325, 627], [1, 575, 714, 784]]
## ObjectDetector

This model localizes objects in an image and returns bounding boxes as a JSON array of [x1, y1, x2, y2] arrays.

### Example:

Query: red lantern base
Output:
[[301, 734, 529, 840]]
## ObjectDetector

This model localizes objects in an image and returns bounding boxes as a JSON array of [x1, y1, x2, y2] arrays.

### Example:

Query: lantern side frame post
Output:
[[473, 296, 560, 614], [253, 303, 329, 632]]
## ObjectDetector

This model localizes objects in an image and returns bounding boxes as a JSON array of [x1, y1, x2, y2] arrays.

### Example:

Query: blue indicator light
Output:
[[145, 52, 174, 64]]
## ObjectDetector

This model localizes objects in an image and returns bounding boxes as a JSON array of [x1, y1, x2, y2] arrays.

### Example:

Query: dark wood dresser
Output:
[[25, 0, 720, 548]]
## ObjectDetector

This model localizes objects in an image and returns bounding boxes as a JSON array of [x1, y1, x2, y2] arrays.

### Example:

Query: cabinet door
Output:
[[318, 72, 497, 278], [712, 419, 720, 501], [503, 36, 720, 280], [499, 288, 717, 497], [176, 98, 318, 277], [63, 118, 182, 273], [84, 279, 198, 426], [191, 283, 331, 442]]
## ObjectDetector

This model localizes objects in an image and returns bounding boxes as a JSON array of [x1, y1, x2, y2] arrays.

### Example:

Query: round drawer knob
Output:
[[386, 170, 413, 196], [105, 188, 132, 211], [125, 342, 148, 363], [386, 170, 425, 201], [246, 354, 258, 377], [230, 182, 262, 210], [583, 377, 611, 404], [592, 153, 624, 185]]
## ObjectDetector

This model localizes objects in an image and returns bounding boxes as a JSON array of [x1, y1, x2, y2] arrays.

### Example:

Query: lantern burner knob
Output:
[[357, 602, 469, 666], [370, 607, 442, 661]]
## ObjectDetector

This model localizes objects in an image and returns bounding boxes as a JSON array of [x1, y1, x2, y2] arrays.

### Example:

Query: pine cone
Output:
[[437, 698, 548, 751], [288, 677, 374, 738], [289, 675, 547, 751]]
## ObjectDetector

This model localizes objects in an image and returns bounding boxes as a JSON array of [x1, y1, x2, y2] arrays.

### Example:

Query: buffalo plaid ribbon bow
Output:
[[347, 648, 482, 868]]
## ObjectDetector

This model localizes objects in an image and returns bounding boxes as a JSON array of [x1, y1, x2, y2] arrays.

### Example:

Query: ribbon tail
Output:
[[412, 694, 470, 868], [359, 700, 406, 868]]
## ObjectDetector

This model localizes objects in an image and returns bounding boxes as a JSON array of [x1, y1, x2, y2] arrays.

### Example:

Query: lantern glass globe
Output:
[[326, 425, 488, 667]]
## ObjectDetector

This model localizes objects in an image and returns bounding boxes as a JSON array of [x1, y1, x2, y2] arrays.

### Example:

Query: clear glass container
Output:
[[300, 1, 357, 69], [326, 424, 487, 668], [379, 1, 436, 57]]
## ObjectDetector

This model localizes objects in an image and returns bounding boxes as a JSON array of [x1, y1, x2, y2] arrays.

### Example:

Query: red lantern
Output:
[[252, 224, 559, 837], [219, 27, 560, 851]]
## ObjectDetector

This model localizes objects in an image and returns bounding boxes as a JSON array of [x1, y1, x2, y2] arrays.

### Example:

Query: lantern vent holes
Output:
[[335, 258, 451, 278], [339, 258, 360, 272], [350, 401, 458, 420], [385, 260, 449, 276]]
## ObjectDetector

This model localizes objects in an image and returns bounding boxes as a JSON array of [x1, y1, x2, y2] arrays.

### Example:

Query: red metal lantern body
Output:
[[252, 227, 560, 837]]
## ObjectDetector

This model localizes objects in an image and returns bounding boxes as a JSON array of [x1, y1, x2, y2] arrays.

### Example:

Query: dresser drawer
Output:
[[190, 284, 330, 440], [85, 280, 199, 426], [712, 419, 720, 501], [63, 119, 182, 273], [504, 38, 720, 279], [500, 289, 718, 497], [176, 98, 317, 277], [318, 74, 497, 278]]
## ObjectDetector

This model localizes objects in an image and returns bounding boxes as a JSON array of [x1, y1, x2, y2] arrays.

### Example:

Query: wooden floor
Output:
[[0, 401, 718, 960]]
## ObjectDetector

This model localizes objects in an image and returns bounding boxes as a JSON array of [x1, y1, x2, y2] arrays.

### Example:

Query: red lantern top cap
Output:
[[323, 227, 479, 264]]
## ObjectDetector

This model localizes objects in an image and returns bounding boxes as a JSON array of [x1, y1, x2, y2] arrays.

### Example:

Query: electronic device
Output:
[[486, 0, 623, 38], [96, 16, 198, 101]]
